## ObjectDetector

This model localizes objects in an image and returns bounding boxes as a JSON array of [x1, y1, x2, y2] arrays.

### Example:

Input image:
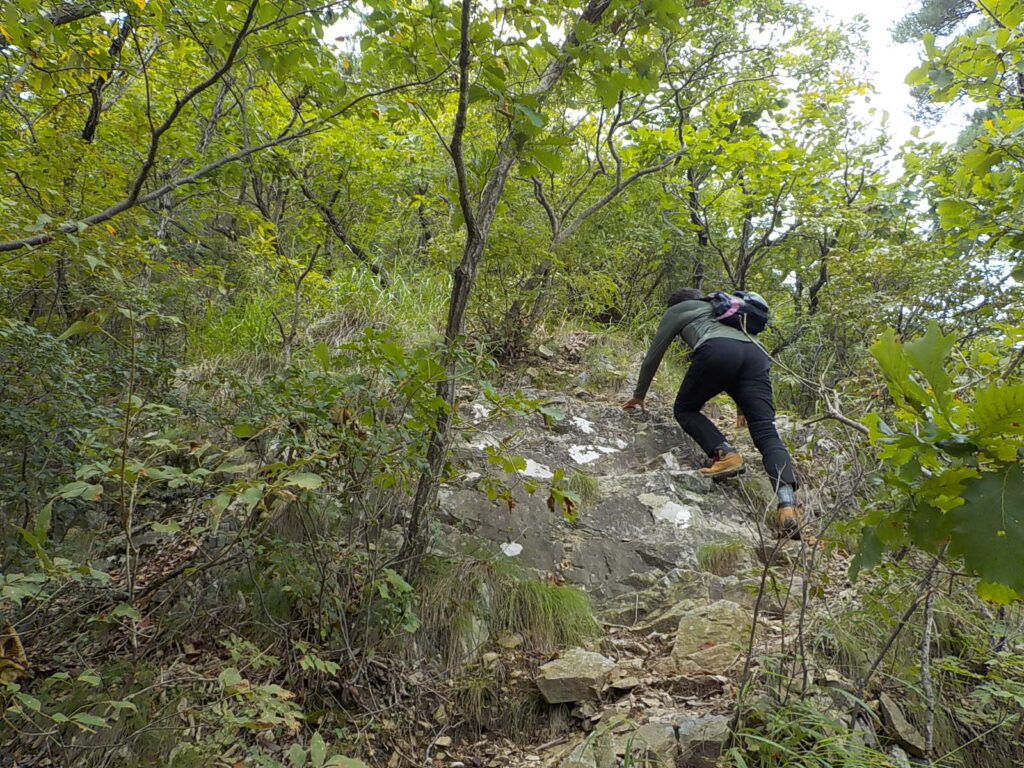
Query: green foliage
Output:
[[902, 0, 1024, 252], [697, 539, 749, 577], [568, 471, 601, 509], [415, 553, 599, 668], [728, 698, 901, 768], [1, 0, 1024, 763], [854, 321, 1024, 598]]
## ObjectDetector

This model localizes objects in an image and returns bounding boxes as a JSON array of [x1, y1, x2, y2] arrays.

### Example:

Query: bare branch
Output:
[[0, 67, 450, 254], [449, 0, 478, 241], [531, 177, 559, 239], [555, 147, 686, 246]]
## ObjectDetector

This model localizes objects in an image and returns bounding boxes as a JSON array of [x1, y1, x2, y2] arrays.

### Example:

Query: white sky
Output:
[[808, 0, 964, 145]]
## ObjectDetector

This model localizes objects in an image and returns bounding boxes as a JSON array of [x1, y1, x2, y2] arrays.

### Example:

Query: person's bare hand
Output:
[[621, 396, 647, 413]]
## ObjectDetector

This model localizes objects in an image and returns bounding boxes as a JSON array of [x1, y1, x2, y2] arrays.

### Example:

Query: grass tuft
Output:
[[696, 539, 748, 576], [415, 553, 599, 668], [568, 470, 601, 509]]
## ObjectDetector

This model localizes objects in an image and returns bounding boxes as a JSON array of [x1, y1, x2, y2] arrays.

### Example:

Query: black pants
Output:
[[673, 338, 797, 488]]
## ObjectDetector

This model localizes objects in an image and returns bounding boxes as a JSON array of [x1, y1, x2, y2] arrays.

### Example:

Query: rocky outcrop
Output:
[[671, 600, 750, 674], [537, 649, 616, 704], [433, 388, 854, 767], [878, 692, 926, 757], [440, 394, 762, 605]]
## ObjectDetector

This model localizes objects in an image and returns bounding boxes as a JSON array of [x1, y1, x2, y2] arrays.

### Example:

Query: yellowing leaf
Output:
[[104, 223, 117, 235]]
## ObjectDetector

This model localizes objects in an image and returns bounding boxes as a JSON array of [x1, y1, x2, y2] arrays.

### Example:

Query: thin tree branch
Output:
[[0, 67, 450, 255]]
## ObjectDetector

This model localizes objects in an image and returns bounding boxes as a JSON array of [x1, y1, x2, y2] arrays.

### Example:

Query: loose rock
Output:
[[537, 649, 616, 704], [878, 692, 926, 758]]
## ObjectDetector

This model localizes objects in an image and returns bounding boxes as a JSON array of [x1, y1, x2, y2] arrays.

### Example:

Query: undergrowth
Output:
[[697, 539, 749, 576], [414, 552, 599, 668]]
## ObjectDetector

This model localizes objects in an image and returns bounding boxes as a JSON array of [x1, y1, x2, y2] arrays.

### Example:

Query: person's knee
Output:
[[747, 419, 782, 449], [673, 404, 700, 426]]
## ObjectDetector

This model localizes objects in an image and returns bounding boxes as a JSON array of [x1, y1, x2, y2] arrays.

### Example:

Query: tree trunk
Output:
[[397, 0, 614, 580]]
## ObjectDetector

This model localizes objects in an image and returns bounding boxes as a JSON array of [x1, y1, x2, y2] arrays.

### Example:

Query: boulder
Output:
[[616, 722, 678, 768], [560, 740, 597, 768], [675, 713, 731, 768], [670, 469, 715, 494], [639, 598, 701, 634], [672, 600, 750, 663], [878, 692, 926, 758], [675, 642, 743, 675], [537, 649, 616, 704]]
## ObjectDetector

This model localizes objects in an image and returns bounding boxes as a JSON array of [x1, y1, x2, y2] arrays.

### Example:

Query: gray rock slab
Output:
[[673, 600, 751, 660], [675, 713, 731, 768], [878, 692, 926, 758], [537, 649, 616, 703]]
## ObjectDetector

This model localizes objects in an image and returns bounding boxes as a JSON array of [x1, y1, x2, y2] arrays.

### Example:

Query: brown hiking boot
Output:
[[777, 505, 815, 543], [699, 450, 745, 480]]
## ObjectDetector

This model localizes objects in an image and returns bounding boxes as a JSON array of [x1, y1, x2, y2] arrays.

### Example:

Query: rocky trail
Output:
[[419, 388, 864, 768]]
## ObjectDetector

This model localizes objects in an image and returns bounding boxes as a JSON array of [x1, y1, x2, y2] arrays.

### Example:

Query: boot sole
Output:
[[703, 466, 746, 482]]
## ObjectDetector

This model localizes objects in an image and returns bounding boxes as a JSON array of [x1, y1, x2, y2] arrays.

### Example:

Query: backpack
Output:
[[706, 290, 770, 335]]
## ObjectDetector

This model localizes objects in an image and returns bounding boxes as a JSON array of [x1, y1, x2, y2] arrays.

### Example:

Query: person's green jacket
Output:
[[632, 299, 760, 399]]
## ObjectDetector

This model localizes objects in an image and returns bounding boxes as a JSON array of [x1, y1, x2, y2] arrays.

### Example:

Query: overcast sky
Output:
[[808, 0, 962, 145]]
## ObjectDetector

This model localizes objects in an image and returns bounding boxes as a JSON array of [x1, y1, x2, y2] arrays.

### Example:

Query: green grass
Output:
[[187, 261, 451, 371], [697, 539, 749, 576], [568, 470, 601, 509], [415, 553, 600, 668], [727, 698, 902, 768]]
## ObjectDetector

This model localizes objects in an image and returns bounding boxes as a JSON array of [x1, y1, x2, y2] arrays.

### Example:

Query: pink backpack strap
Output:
[[717, 296, 741, 320]]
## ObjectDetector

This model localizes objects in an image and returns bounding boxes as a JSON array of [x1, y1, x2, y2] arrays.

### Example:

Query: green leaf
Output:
[[34, 502, 52, 545], [57, 321, 103, 341], [286, 472, 324, 489], [312, 341, 330, 370], [515, 104, 545, 128], [538, 404, 565, 424], [232, 423, 256, 438], [209, 492, 232, 535], [324, 759, 370, 768], [905, 64, 929, 85], [946, 464, 1024, 593], [310, 732, 327, 768], [111, 604, 141, 621], [378, 340, 405, 364], [594, 76, 620, 109], [383, 568, 413, 595], [70, 712, 108, 730], [218, 668, 243, 689], [528, 146, 563, 173], [151, 520, 181, 533], [77, 671, 101, 686], [55, 480, 103, 501], [468, 84, 495, 103], [927, 68, 954, 88], [869, 329, 929, 408], [15, 692, 41, 712], [239, 484, 266, 510], [972, 383, 1024, 439], [24, 213, 53, 233], [849, 525, 884, 581], [977, 581, 1019, 604], [289, 744, 308, 768], [903, 321, 956, 405]]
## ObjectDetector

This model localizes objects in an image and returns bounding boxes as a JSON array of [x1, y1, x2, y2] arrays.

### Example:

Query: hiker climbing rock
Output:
[[621, 288, 807, 538]]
